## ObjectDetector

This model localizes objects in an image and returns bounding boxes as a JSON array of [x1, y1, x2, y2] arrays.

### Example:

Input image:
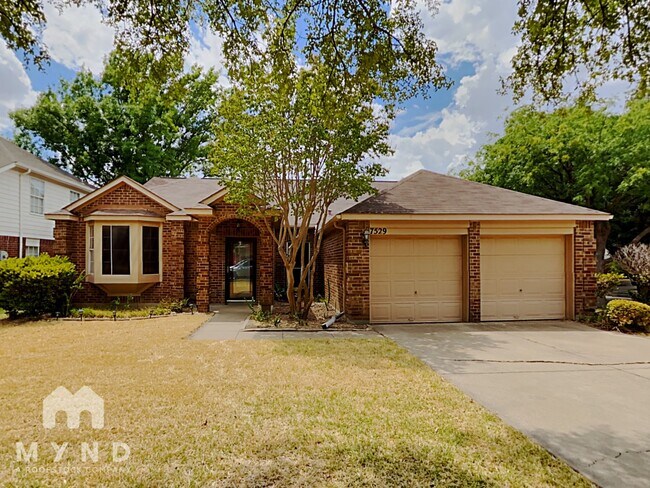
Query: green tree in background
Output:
[[508, 0, 649, 102], [10, 52, 219, 185], [462, 100, 650, 271]]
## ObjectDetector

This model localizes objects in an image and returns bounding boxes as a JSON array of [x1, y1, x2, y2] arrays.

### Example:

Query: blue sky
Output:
[[0, 0, 628, 180]]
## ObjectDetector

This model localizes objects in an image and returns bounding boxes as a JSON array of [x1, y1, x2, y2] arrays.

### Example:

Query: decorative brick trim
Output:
[[574, 221, 597, 315], [344, 221, 370, 321], [468, 221, 481, 322]]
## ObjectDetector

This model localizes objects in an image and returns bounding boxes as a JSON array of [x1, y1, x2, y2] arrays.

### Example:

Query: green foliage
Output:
[[509, 0, 649, 102], [614, 243, 650, 304], [462, 100, 650, 260], [596, 273, 625, 298], [605, 299, 650, 331], [0, 254, 83, 319], [10, 51, 219, 185]]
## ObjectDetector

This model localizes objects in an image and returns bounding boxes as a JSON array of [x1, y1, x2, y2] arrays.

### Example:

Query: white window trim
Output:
[[30, 177, 45, 215], [25, 238, 40, 257], [86, 220, 163, 285], [70, 190, 81, 203]]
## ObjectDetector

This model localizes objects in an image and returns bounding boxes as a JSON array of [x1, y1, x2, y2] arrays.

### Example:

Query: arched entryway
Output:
[[208, 218, 274, 307]]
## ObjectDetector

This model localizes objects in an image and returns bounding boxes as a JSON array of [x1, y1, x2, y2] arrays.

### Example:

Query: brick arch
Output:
[[193, 207, 275, 312]]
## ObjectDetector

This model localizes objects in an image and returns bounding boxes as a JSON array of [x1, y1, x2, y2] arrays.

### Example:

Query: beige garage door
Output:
[[481, 236, 566, 321], [370, 236, 463, 323]]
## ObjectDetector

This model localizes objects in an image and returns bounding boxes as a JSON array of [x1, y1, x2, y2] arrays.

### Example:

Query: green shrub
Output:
[[605, 299, 650, 331], [596, 272, 625, 298], [614, 244, 650, 304], [0, 254, 83, 318]]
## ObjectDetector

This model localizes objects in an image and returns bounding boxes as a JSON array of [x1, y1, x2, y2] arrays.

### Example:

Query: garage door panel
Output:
[[481, 236, 566, 321], [391, 281, 415, 298], [371, 236, 462, 323]]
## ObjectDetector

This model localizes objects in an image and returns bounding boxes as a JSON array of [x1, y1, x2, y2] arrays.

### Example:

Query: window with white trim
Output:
[[142, 226, 160, 274], [102, 225, 130, 275], [30, 178, 45, 215], [88, 225, 95, 274], [70, 190, 81, 202], [25, 239, 40, 257]]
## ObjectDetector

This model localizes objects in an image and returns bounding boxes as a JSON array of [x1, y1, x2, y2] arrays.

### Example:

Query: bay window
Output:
[[102, 225, 130, 275], [142, 226, 160, 275]]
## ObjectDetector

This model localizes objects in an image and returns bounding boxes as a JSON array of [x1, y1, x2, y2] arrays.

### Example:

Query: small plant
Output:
[[596, 272, 625, 298], [614, 244, 650, 304], [605, 299, 650, 331]]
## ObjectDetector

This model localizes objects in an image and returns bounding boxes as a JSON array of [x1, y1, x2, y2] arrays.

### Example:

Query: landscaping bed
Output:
[[246, 301, 367, 330]]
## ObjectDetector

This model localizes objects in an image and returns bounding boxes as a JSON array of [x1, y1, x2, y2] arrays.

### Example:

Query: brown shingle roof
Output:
[[144, 177, 223, 209], [344, 170, 610, 217]]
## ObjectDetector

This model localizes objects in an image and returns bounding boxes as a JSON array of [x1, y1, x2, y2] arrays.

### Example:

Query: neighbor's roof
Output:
[[344, 170, 611, 217], [0, 136, 94, 191], [144, 177, 224, 209]]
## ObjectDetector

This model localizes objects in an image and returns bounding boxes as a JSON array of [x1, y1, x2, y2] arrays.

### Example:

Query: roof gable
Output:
[[66, 176, 179, 214]]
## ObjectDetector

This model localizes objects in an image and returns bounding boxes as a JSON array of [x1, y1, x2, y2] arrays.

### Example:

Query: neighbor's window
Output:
[[142, 226, 160, 275], [102, 225, 130, 275], [70, 190, 81, 202], [88, 225, 95, 274], [30, 178, 45, 215]]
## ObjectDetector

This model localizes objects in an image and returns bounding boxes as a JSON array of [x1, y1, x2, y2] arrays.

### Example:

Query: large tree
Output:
[[508, 0, 649, 102], [11, 52, 218, 185], [461, 100, 650, 271], [212, 4, 447, 318]]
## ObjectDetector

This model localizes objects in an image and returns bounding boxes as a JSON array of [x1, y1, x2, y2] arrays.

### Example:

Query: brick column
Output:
[[257, 231, 275, 308], [195, 219, 211, 312], [344, 221, 370, 322], [162, 221, 185, 300], [574, 221, 597, 315], [468, 221, 481, 322], [53, 221, 72, 256]]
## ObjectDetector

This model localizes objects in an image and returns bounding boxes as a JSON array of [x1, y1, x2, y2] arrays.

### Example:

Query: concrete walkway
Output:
[[189, 304, 378, 340], [374, 321, 650, 488]]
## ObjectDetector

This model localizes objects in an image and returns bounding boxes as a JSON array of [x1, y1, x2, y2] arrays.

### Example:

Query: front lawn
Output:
[[0, 316, 589, 486]]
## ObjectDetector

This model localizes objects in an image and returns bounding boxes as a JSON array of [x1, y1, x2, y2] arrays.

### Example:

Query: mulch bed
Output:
[[246, 302, 368, 330]]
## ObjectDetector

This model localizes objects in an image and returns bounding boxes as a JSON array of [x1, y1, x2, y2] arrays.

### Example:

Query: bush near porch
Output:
[[0, 315, 589, 486]]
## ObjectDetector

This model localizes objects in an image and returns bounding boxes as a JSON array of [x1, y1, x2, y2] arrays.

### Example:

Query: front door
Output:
[[226, 238, 256, 301]]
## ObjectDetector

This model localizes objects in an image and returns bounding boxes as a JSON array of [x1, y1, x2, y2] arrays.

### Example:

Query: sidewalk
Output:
[[189, 304, 378, 340]]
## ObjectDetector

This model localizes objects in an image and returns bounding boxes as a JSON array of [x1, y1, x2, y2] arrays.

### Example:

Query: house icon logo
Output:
[[42, 386, 104, 429]]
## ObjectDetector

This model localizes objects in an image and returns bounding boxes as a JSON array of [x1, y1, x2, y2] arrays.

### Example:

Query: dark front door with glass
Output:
[[226, 238, 256, 301]]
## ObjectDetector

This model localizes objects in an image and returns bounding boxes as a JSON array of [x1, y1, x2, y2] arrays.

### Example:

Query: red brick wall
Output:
[[468, 222, 481, 322], [322, 227, 344, 312], [0, 235, 19, 257], [76, 183, 170, 216], [574, 220, 597, 315], [344, 220, 370, 321], [0, 236, 54, 258]]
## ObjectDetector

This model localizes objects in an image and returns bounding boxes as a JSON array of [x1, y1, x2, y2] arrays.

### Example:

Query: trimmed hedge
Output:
[[605, 299, 650, 331], [0, 254, 83, 319]]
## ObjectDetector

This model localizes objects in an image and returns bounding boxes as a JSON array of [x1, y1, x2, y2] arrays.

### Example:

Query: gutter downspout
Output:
[[18, 168, 32, 258], [333, 217, 346, 314]]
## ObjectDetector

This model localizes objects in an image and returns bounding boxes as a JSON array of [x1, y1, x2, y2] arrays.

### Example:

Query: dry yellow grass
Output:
[[0, 315, 590, 487]]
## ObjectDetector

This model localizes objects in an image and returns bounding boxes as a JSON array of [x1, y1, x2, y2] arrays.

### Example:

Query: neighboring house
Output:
[[46, 170, 610, 323], [0, 137, 93, 258]]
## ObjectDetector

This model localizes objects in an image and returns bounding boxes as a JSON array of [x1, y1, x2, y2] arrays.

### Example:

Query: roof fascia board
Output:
[[11, 163, 93, 192], [199, 187, 229, 205], [339, 213, 613, 221]]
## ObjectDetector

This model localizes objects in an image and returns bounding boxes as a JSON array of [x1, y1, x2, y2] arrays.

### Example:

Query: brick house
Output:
[[47, 170, 610, 322]]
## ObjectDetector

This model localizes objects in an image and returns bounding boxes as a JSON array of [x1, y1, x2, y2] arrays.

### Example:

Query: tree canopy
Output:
[[10, 52, 219, 185], [461, 100, 650, 269], [508, 0, 649, 102]]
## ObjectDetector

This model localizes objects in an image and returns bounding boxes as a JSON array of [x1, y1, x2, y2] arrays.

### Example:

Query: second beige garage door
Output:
[[370, 236, 463, 323], [481, 236, 566, 321]]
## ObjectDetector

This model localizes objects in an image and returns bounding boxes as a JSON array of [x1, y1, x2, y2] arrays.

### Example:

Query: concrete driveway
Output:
[[374, 321, 650, 488]]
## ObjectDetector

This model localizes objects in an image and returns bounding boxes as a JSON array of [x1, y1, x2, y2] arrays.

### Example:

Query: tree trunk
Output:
[[594, 221, 611, 273], [631, 225, 650, 245]]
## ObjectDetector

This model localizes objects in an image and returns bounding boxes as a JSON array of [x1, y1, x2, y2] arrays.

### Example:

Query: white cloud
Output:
[[42, 4, 115, 74], [0, 44, 38, 130], [187, 29, 229, 86], [384, 0, 521, 177]]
